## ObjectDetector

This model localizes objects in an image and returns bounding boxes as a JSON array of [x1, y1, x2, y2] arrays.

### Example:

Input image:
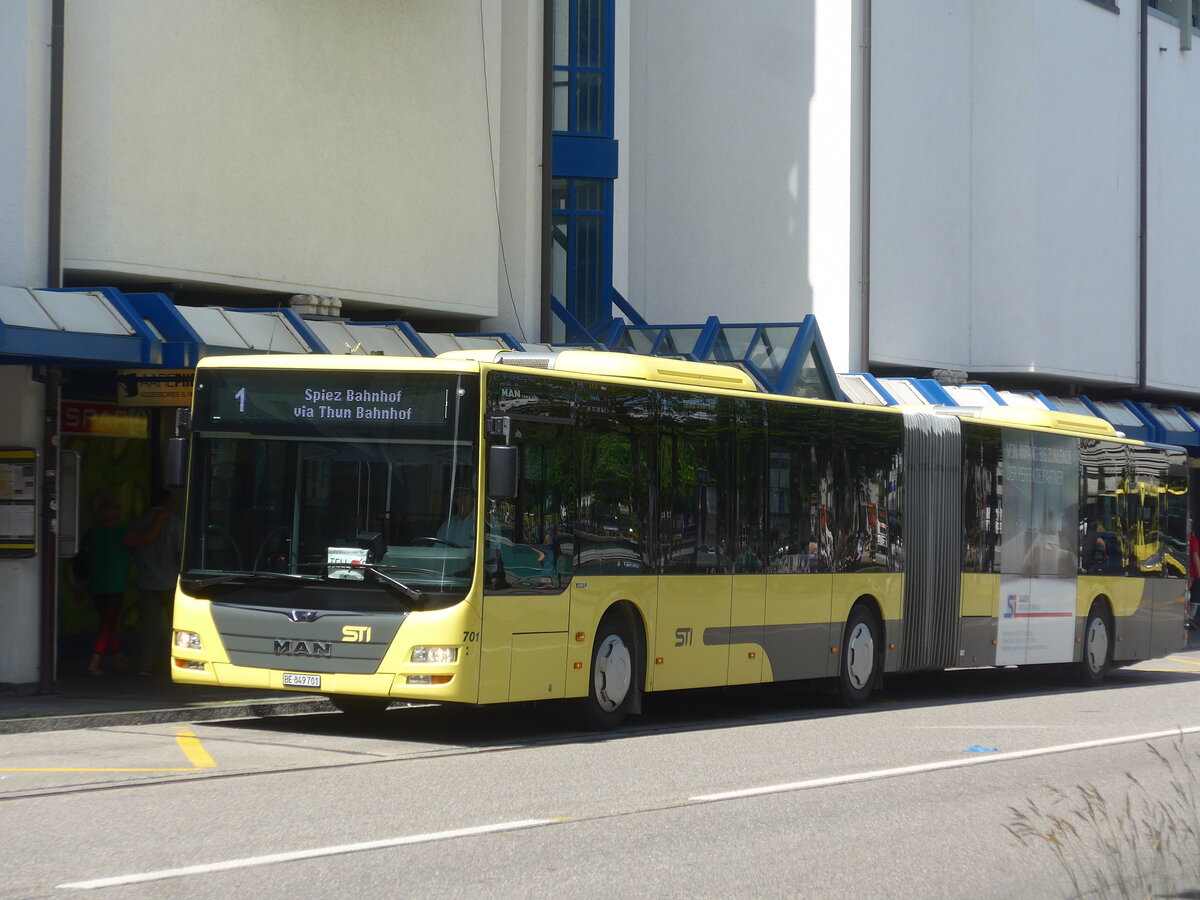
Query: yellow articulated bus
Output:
[[170, 351, 1189, 728]]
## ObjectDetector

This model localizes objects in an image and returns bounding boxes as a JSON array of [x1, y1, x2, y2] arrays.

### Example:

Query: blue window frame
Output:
[[550, 0, 616, 339], [552, 0, 612, 136], [551, 178, 613, 341]]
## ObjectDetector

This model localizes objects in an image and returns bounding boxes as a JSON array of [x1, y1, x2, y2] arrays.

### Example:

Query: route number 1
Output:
[[234, 387, 246, 412]]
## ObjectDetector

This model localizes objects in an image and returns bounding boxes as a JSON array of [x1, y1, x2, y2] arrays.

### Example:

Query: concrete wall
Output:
[[480, 0, 545, 342], [870, 0, 1140, 385], [1145, 10, 1200, 394], [0, 0, 51, 289], [61, 0, 531, 322], [0, 3, 51, 688], [625, 1, 847, 357], [0, 367, 46, 688]]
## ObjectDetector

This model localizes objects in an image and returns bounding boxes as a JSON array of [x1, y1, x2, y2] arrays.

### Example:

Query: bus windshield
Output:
[[181, 369, 481, 604]]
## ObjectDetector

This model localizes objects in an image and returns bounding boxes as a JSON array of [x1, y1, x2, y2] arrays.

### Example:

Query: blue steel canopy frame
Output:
[[1077, 396, 1154, 442], [22, 287, 1200, 457], [596, 314, 846, 401], [17, 286, 162, 366]]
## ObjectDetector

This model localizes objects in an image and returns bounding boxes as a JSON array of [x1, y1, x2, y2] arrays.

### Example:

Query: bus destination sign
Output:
[[290, 386, 428, 422], [195, 370, 470, 434]]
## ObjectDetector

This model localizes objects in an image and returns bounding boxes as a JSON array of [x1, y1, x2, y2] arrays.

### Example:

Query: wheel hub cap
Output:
[[846, 622, 874, 690], [594, 634, 632, 711], [1085, 618, 1108, 673]]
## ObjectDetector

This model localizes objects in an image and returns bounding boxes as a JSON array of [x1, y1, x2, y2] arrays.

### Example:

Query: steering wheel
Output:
[[412, 536, 461, 548]]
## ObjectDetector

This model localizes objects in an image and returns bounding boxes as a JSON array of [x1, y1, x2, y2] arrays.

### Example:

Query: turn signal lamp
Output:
[[410, 646, 458, 664], [406, 674, 453, 685]]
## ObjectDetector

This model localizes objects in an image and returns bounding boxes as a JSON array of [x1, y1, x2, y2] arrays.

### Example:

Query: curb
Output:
[[0, 697, 335, 735]]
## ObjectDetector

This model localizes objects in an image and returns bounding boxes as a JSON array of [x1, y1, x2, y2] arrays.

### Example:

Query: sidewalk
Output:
[[0, 674, 332, 735]]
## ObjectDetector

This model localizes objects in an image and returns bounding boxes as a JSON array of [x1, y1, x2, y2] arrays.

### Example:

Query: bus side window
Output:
[[486, 370, 577, 591], [577, 383, 654, 575]]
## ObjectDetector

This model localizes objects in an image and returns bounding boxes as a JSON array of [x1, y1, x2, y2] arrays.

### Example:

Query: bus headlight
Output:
[[174, 631, 202, 651], [410, 646, 458, 664]]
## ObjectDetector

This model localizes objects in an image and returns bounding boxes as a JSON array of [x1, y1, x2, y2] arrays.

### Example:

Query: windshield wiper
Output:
[[185, 563, 424, 602], [336, 563, 424, 603], [181, 571, 323, 589]]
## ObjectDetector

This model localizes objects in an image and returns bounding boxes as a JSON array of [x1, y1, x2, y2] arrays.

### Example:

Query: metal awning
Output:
[[303, 319, 424, 357], [875, 377, 955, 406], [836, 374, 895, 406], [17, 286, 1200, 456], [0, 287, 158, 365], [1078, 397, 1153, 441], [1131, 403, 1200, 447], [178, 307, 317, 356], [942, 383, 1004, 407]]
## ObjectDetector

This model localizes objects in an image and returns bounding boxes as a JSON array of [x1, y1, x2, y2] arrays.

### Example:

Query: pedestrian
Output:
[[126, 488, 184, 676], [82, 500, 132, 677]]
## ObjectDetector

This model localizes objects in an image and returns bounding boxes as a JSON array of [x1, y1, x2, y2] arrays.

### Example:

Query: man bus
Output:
[[170, 351, 1189, 728]]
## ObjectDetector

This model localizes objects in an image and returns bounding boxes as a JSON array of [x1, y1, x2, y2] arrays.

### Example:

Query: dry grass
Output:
[[1006, 740, 1200, 899]]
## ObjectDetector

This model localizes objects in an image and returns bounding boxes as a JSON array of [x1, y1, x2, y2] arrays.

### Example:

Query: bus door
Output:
[[995, 432, 1079, 665], [727, 400, 767, 685], [653, 395, 733, 691], [479, 373, 578, 705]]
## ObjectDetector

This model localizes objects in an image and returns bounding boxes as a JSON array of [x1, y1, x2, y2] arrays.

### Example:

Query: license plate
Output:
[[283, 673, 321, 688]]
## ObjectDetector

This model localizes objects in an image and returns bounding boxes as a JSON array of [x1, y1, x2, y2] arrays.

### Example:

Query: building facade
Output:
[[1, 0, 1198, 688]]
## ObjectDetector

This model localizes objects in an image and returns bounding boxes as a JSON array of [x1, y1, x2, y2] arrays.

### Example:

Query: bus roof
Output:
[[924, 405, 1122, 438], [439, 349, 763, 393], [196, 351, 1132, 443]]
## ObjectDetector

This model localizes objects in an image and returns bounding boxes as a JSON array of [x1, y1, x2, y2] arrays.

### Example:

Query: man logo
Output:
[[273, 640, 332, 658]]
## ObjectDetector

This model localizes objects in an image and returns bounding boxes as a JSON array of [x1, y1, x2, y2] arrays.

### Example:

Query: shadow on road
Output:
[[203, 657, 1200, 749]]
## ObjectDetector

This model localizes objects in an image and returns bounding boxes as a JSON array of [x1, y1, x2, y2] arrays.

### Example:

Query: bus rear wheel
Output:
[[1077, 603, 1112, 686], [837, 606, 880, 707], [582, 613, 635, 731]]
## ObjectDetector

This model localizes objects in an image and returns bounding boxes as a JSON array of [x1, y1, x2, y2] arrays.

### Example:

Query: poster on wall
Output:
[[0, 448, 38, 557], [60, 400, 149, 438], [116, 370, 194, 407]]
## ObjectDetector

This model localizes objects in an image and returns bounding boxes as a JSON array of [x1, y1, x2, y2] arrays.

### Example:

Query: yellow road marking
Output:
[[1166, 656, 1200, 668], [174, 728, 216, 768], [0, 727, 217, 772]]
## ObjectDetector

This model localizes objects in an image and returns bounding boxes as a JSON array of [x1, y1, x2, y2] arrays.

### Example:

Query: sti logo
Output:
[[674, 627, 693, 647]]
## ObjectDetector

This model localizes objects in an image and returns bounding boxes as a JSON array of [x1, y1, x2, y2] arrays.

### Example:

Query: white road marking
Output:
[[690, 725, 1200, 802], [57, 819, 557, 890], [55, 725, 1200, 889]]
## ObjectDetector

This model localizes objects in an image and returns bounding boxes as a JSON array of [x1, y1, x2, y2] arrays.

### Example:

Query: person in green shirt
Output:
[[82, 501, 132, 677]]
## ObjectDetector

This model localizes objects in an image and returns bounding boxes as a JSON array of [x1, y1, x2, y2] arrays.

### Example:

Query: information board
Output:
[[0, 448, 38, 557]]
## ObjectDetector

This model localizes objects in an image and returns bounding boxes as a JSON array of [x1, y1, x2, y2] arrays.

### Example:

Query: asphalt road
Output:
[[2, 650, 1199, 899]]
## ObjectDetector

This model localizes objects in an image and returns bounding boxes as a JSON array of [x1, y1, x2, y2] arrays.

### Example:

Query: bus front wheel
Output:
[[1078, 603, 1112, 687], [582, 613, 635, 731], [837, 606, 880, 707]]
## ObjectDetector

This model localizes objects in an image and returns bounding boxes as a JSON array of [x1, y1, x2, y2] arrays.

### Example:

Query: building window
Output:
[[552, 0, 608, 136], [549, 0, 616, 341], [551, 178, 610, 340], [1148, 0, 1197, 26]]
